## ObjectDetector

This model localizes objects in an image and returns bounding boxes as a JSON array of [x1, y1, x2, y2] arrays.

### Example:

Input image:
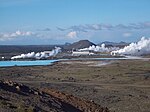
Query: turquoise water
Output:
[[0, 60, 58, 67], [0, 56, 144, 67]]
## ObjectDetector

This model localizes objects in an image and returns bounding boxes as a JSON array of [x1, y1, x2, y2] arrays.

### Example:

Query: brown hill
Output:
[[0, 80, 109, 112], [63, 40, 96, 50]]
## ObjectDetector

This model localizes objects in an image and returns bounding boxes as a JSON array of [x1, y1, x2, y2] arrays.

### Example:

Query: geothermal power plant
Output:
[[6, 37, 150, 60]]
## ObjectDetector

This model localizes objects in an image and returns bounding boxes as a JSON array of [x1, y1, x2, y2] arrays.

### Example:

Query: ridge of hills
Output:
[[0, 40, 128, 56]]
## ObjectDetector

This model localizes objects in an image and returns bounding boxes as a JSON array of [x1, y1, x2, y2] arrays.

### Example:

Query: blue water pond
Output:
[[0, 56, 143, 67], [0, 60, 58, 67]]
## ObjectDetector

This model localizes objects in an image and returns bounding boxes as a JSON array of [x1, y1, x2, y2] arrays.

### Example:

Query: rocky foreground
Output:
[[0, 80, 109, 112]]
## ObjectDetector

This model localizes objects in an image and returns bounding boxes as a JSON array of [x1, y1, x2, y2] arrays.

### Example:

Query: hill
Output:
[[63, 40, 96, 50]]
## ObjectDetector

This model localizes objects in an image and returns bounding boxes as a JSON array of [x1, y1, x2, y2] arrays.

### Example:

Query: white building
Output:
[[72, 51, 94, 56]]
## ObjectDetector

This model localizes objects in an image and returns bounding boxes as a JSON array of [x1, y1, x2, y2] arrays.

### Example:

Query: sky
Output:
[[0, 0, 150, 45]]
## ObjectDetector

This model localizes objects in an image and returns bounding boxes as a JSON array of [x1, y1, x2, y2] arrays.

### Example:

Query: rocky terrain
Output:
[[0, 80, 109, 112], [0, 59, 150, 112]]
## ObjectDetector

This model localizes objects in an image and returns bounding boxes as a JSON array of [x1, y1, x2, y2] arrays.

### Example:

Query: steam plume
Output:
[[111, 37, 150, 56], [79, 44, 119, 52], [11, 47, 61, 60]]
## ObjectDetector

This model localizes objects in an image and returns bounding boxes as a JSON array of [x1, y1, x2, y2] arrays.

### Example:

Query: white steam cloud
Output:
[[79, 44, 119, 52], [111, 37, 150, 56], [11, 47, 61, 60]]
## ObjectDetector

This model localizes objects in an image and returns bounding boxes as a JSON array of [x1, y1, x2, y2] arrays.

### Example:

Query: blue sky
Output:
[[0, 0, 150, 45]]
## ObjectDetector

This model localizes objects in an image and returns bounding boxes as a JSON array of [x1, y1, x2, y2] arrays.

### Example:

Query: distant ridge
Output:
[[98, 41, 129, 47], [63, 40, 96, 50]]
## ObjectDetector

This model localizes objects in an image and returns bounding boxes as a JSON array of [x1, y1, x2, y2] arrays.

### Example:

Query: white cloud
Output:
[[123, 32, 132, 37], [67, 31, 77, 38], [91, 24, 101, 30], [0, 30, 34, 41], [58, 22, 150, 33]]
